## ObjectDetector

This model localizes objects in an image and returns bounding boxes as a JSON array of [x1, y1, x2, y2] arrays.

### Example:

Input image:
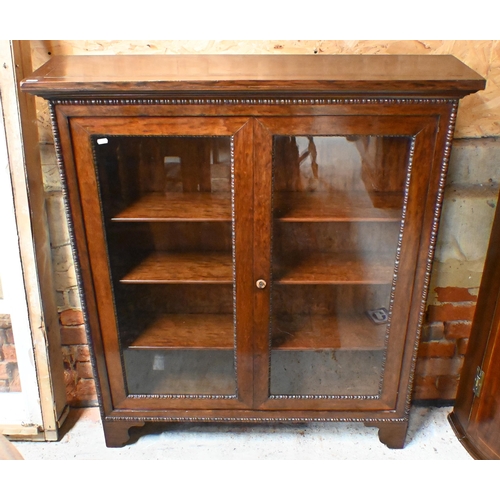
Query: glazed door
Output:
[[253, 115, 438, 411], [68, 116, 254, 410]]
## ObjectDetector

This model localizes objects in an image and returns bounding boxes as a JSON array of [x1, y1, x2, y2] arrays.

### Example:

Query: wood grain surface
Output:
[[272, 313, 386, 350], [112, 192, 232, 221], [274, 191, 402, 221], [128, 314, 234, 349], [22, 54, 486, 98], [119, 252, 233, 283], [274, 252, 395, 284]]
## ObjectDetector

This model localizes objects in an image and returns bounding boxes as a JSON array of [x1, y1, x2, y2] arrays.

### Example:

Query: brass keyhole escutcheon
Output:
[[256, 279, 267, 289]]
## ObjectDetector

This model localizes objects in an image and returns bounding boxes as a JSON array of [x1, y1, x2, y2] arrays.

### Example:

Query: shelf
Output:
[[274, 191, 402, 221], [126, 312, 384, 351], [120, 252, 233, 284], [127, 314, 234, 349], [274, 253, 395, 284], [272, 313, 386, 350], [112, 192, 232, 222]]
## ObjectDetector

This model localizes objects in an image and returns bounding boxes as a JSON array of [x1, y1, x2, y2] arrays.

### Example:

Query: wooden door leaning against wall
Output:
[[449, 189, 500, 460]]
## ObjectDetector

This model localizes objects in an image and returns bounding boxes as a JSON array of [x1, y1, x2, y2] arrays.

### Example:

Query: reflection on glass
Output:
[[93, 136, 235, 395], [0, 313, 21, 393], [271, 135, 410, 396]]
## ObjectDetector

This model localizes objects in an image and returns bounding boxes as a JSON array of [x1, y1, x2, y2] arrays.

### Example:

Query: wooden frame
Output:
[[0, 40, 67, 440]]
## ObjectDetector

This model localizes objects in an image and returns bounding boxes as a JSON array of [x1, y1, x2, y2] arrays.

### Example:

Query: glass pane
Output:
[[0, 313, 21, 393], [93, 135, 235, 396], [270, 135, 410, 396]]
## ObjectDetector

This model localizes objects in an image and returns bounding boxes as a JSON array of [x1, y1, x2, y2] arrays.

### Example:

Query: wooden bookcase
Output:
[[22, 54, 485, 448]]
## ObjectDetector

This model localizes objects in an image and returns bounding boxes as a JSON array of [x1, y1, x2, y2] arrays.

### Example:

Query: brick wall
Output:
[[410, 137, 500, 401], [38, 143, 96, 406], [413, 287, 477, 401], [0, 314, 21, 392], [59, 309, 97, 407]]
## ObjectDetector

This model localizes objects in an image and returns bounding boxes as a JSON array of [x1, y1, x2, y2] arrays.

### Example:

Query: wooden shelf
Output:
[[128, 314, 234, 349], [120, 252, 233, 284], [274, 191, 402, 221], [274, 253, 395, 284], [126, 312, 384, 351], [112, 192, 232, 222], [272, 313, 386, 350]]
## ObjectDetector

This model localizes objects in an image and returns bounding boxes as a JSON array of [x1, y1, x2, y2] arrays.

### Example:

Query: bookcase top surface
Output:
[[21, 54, 486, 99]]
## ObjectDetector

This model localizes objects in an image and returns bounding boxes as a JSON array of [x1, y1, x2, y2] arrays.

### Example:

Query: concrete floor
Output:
[[11, 405, 473, 460]]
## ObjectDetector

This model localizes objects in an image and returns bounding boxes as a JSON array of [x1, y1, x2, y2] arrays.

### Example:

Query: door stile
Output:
[[371, 120, 440, 409], [386, 117, 447, 411], [54, 109, 117, 417], [70, 120, 129, 407], [252, 119, 274, 408], [233, 119, 255, 406]]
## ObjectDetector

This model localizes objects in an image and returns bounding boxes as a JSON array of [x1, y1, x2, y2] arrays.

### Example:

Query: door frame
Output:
[[252, 113, 439, 411], [63, 114, 256, 412]]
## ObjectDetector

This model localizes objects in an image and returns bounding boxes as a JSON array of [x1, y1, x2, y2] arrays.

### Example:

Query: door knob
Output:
[[256, 279, 267, 289]]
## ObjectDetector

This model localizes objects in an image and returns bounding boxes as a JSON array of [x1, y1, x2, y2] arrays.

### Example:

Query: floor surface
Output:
[[11, 405, 472, 460]]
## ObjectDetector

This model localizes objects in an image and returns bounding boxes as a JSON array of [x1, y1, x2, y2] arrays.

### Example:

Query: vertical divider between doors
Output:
[[252, 119, 273, 408], [233, 119, 257, 406]]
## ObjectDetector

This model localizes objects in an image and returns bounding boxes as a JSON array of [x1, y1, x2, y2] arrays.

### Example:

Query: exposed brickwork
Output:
[[420, 322, 445, 342], [64, 369, 97, 407], [41, 142, 96, 406], [59, 311, 97, 407], [1, 344, 18, 362], [60, 325, 88, 345], [0, 314, 21, 393], [0, 363, 10, 378], [2, 327, 14, 344], [62, 345, 92, 363], [427, 302, 476, 323], [60, 309, 85, 327], [434, 286, 477, 303], [413, 376, 444, 400], [444, 321, 472, 340], [413, 286, 478, 402], [417, 340, 456, 358], [76, 361, 94, 379], [415, 357, 464, 378]]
